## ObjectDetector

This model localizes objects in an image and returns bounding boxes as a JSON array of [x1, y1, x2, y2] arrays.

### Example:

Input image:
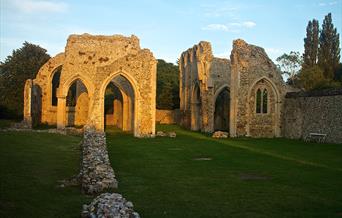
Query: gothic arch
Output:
[[50, 66, 62, 106], [60, 74, 94, 99], [99, 71, 139, 136], [214, 85, 230, 131], [65, 79, 90, 127]]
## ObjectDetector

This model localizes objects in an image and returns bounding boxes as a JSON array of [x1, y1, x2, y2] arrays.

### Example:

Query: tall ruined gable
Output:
[[230, 39, 285, 137]]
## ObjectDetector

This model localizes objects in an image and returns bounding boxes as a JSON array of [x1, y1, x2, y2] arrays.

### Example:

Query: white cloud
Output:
[[11, 0, 68, 13], [202, 21, 256, 32], [202, 24, 229, 31], [318, 1, 338, 6], [242, 21, 256, 28]]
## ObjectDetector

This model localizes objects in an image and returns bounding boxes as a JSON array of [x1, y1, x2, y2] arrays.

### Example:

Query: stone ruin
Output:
[[179, 39, 288, 138], [179, 41, 230, 133], [23, 33, 341, 141], [20, 33, 342, 217], [22, 34, 158, 209], [23, 34, 157, 137]]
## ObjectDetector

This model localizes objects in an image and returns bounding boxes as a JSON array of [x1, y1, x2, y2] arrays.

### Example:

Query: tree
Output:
[[335, 63, 342, 82], [156, 59, 179, 109], [303, 19, 319, 68], [299, 65, 326, 90], [318, 13, 341, 80], [0, 42, 50, 118], [276, 51, 302, 86]]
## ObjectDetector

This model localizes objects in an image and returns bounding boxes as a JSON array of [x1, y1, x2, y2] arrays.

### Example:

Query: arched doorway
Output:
[[214, 87, 230, 131], [65, 79, 89, 127], [191, 84, 201, 131], [104, 75, 135, 132]]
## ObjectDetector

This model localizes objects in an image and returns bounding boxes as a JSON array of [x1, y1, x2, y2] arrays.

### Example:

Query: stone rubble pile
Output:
[[212, 131, 229, 138], [80, 127, 118, 194], [81, 193, 140, 218], [156, 131, 177, 138], [10, 120, 32, 129]]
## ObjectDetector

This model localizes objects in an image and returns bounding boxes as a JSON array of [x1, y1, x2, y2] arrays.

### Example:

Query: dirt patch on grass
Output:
[[193, 157, 212, 161], [239, 173, 271, 181]]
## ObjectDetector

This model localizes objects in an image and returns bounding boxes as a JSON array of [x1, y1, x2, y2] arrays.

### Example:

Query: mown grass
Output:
[[107, 125, 342, 218], [0, 122, 341, 217]]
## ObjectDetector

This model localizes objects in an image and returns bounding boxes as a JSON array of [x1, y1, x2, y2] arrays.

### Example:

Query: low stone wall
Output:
[[282, 88, 342, 144], [156, 109, 180, 124], [80, 127, 118, 194], [81, 193, 140, 218]]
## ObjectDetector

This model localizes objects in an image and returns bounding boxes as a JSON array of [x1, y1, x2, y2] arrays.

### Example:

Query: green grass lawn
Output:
[[1, 124, 342, 217]]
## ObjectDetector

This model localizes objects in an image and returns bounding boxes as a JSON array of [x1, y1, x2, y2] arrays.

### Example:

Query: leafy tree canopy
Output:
[[318, 13, 341, 80], [0, 42, 50, 118], [156, 59, 179, 110], [276, 51, 303, 86]]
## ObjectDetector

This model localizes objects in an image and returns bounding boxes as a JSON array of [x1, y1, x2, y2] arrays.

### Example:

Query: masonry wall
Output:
[[230, 39, 286, 137], [282, 89, 342, 144], [24, 34, 157, 137], [156, 109, 180, 124], [179, 41, 230, 133]]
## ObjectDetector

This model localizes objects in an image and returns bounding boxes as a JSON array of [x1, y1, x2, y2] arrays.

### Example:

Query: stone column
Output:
[[23, 79, 33, 128], [122, 94, 129, 131], [56, 96, 66, 129]]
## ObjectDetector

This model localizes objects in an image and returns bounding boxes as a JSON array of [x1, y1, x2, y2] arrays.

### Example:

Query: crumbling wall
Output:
[[230, 39, 286, 137], [55, 34, 156, 137], [179, 41, 230, 133], [25, 34, 156, 137], [33, 53, 65, 125]]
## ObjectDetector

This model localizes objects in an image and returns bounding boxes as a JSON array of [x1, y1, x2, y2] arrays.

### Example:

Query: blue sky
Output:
[[1, 0, 341, 63]]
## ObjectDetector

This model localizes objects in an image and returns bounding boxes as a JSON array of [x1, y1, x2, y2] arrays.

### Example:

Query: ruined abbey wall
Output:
[[24, 34, 157, 137], [179, 42, 230, 132], [179, 39, 285, 137], [230, 40, 286, 137]]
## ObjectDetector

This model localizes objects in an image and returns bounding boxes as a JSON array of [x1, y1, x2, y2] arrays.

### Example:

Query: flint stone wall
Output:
[[230, 39, 286, 137], [80, 127, 118, 194], [282, 89, 342, 144], [179, 41, 230, 132], [81, 193, 140, 218], [156, 109, 180, 124], [24, 34, 157, 137]]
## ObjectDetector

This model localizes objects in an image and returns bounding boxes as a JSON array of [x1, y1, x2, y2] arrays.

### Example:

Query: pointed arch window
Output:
[[256, 89, 261, 113], [262, 89, 268, 113], [51, 67, 62, 106], [256, 88, 268, 114]]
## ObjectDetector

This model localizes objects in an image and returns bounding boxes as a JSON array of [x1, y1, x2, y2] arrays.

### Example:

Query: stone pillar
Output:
[[122, 95, 129, 131], [23, 79, 33, 128], [80, 126, 118, 194], [57, 96, 66, 129]]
